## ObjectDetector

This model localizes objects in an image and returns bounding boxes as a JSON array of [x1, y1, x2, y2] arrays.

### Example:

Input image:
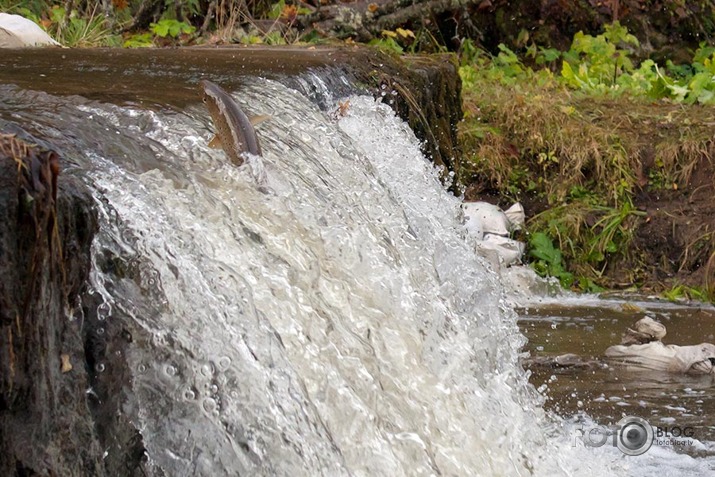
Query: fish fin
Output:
[[250, 114, 271, 126], [208, 135, 222, 149]]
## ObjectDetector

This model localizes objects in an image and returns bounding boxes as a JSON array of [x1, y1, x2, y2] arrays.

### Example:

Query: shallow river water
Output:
[[519, 295, 715, 449]]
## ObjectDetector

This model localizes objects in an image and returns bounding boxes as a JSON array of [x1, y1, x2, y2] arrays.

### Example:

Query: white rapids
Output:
[[3, 76, 713, 475]]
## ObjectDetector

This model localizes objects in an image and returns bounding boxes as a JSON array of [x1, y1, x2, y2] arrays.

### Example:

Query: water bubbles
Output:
[[97, 302, 111, 321], [200, 363, 215, 377], [120, 228, 137, 246], [218, 356, 232, 370], [209, 383, 219, 395], [141, 268, 161, 289], [137, 363, 147, 374], [96, 327, 105, 335], [164, 364, 177, 377], [202, 397, 218, 413], [184, 389, 196, 400], [95, 363, 106, 373]]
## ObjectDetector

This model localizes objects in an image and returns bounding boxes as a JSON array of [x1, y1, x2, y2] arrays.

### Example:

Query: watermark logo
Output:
[[615, 416, 653, 456], [574, 416, 695, 456]]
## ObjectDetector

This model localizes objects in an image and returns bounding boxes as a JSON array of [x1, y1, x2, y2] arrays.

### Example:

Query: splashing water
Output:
[[2, 77, 712, 476]]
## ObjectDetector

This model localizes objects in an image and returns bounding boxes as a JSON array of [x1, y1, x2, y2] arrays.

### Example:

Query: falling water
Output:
[[2, 74, 713, 475]]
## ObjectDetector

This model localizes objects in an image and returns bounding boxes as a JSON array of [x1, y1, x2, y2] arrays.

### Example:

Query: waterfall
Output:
[[1, 76, 708, 476]]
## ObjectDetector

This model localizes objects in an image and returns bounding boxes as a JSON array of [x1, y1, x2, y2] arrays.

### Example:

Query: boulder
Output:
[[620, 316, 666, 345], [476, 234, 525, 268], [0, 13, 61, 48], [605, 317, 715, 375], [605, 341, 715, 375], [462, 201, 513, 237], [462, 201, 526, 267]]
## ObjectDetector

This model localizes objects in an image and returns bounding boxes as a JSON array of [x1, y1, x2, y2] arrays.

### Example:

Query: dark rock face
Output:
[[394, 54, 463, 177], [0, 133, 102, 475], [0, 133, 148, 476]]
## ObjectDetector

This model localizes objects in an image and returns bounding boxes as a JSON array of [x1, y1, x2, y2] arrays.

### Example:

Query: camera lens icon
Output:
[[616, 416, 654, 456]]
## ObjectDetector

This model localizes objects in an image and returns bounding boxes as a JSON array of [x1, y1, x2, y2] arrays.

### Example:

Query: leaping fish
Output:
[[199, 80, 267, 166]]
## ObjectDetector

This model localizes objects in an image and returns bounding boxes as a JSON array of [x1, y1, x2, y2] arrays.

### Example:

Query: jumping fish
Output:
[[199, 80, 265, 165]]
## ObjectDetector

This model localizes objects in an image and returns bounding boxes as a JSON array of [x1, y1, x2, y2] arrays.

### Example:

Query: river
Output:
[[1, 47, 713, 476]]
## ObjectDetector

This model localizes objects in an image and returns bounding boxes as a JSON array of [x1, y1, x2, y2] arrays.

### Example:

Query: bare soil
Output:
[[632, 157, 715, 292]]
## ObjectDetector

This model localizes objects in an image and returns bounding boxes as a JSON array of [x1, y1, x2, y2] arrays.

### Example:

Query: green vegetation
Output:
[[459, 24, 715, 300], [527, 232, 574, 288], [558, 22, 715, 105], [0, 0, 315, 47], [661, 284, 710, 302], [3, 3, 120, 47], [461, 22, 715, 105]]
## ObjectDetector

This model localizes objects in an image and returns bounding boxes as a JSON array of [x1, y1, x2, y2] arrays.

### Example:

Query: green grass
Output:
[[457, 25, 715, 294]]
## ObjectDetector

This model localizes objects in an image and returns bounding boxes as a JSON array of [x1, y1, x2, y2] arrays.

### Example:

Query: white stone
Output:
[[475, 233, 526, 268], [503, 202, 525, 230], [500, 265, 561, 302], [605, 341, 715, 375], [0, 13, 61, 48], [462, 206, 484, 240], [462, 201, 512, 237]]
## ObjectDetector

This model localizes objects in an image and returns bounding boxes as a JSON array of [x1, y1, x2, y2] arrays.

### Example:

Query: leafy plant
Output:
[[661, 284, 708, 302], [0, 0, 46, 21], [528, 232, 574, 288], [584, 203, 645, 267], [459, 38, 481, 66], [123, 18, 195, 47], [123, 32, 154, 48], [150, 19, 195, 38], [562, 22, 639, 88], [267, 0, 312, 20], [525, 44, 562, 73], [369, 29, 416, 54], [369, 37, 403, 54], [556, 24, 715, 105], [47, 5, 120, 47]]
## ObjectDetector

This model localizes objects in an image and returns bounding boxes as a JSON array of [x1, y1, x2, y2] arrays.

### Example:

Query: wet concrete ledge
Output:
[[0, 46, 462, 171]]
